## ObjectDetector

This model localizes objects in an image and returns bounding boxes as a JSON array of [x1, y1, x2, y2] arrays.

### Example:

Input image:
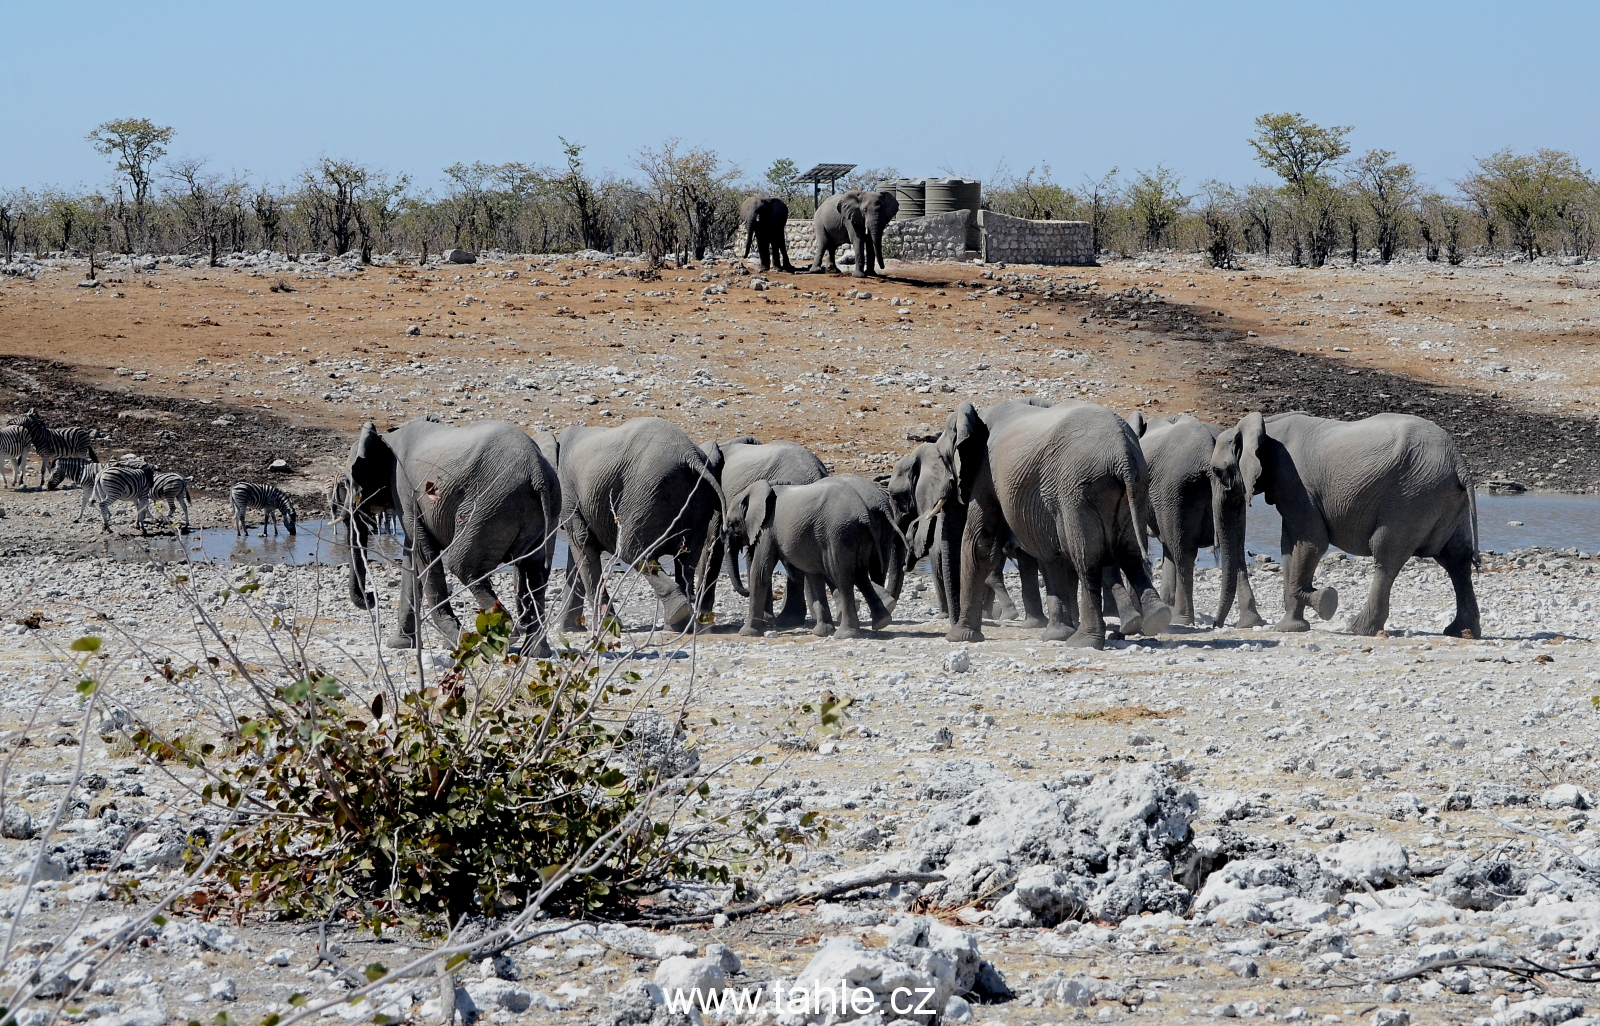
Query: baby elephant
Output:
[[727, 476, 904, 638]]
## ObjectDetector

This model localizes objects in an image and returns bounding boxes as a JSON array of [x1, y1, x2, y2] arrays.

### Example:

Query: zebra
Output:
[[231, 482, 297, 536], [153, 472, 192, 529], [1, 425, 29, 488], [88, 463, 155, 534], [71, 463, 105, 522], [46, 456, 93, 490], [9, 409, 97, 489]]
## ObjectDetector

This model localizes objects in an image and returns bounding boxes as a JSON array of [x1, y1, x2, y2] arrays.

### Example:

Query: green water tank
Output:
[[890, 178, 926, 220], [925, 177, 981, 215]]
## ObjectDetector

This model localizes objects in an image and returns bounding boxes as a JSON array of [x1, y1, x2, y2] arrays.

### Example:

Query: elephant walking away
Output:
[[1211, 411, 1479, 638], [343, 418, 561, 655], [1128, 412, 1263, 628], [936, 400, 1172, 648], [806, 190, 898, 277], [726, 476, 906, 638], [553, 418, 725, 634], [739, 197, 794, 272], [713, 436, 828, 626]]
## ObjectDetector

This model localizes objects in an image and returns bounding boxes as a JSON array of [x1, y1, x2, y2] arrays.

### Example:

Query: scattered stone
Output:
[[443, 249, 478, 264]]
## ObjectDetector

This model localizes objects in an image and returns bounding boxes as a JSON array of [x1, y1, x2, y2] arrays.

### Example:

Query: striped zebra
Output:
[[89, 463, 155, 534], [46, 456, 93, 490], [153, 472, 191, 529], [1, 425, 28, 488], [231, 482, 297, 536], [9, 409, 97, 489]]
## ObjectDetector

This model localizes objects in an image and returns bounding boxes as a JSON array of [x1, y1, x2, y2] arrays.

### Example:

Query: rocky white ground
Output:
[[2, 546, 1599, 1026]]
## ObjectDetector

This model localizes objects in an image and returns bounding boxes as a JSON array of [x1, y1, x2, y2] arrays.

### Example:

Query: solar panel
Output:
[[794, 163, 856, 184]]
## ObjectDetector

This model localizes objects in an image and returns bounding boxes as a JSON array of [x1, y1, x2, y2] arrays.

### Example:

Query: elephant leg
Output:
[[1159, 554, 1177, 607], [415, 533, 462, 645], [987, 569, 1019, 620], [739, 538, 780, 636], [559, 518, 601, 632], [844, 223, 868, 278], [1277, 531, 1334, 632], [512, 550, 552, 658], [948, 509, 1005, 643], [777, 234, 794, 272], [387, 553, 421, 649], [1437, 531, 1481, 639], [806, 574, 835, 637], [853, 561, 894, 633], [1173, 550, 1198, 626], [774, 562, 809, 628], [832, 573, 866, 638], [1015, 553, 1047, 628], [646, 562, 695, 632], [1062, 567, 1107, 649], [1113, 539, 1172, 637], [1231, 563, 1265, 628], [928, 546, 949, 616], [1101, 566, 1143, 636]]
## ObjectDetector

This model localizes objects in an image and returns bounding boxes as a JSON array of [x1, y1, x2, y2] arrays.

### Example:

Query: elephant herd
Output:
[[739, 189, 900, 278], [335, 399, 1482, 657]]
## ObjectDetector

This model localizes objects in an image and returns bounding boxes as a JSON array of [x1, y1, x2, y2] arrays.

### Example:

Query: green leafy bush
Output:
[[136, 606, 769, 931]]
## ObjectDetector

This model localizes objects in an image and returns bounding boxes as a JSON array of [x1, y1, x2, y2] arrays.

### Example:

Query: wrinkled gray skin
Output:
[[1127, 412, 1262, 628], [711, 436, 828, 626], [739, 197, 793, 272], [726, 475, 906, 638], [553, 418, 725, 634], [937, 400, 1172, 648], [344, 418, 560, 656], [1212, 411, 1479, 637], [888, 440, 1046, 629], [806, 190, 899, 277]]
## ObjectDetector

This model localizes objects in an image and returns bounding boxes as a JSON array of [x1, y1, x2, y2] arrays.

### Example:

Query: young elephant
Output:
[[713, 435, 829, 626], [1212, 411, 1479, 637], [728, 476, 905, 638]]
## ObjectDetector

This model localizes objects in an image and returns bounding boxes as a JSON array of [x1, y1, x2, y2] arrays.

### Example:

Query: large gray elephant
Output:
[[887, 440, 1045, 628], [935, 400, 1172, 647], [1127, 412, 1263, 628], [806, 190, 898, 277], [739, 197, 793, 273], [343, 418, 560, 655], [1211, 411, 1479, 637], [726, 475, 905, 638], [712, 435, 828, 626], [552, 417, 725, 634]]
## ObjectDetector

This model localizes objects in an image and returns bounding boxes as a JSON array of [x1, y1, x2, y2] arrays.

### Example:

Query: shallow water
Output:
[[99, 492, 1599, 568]]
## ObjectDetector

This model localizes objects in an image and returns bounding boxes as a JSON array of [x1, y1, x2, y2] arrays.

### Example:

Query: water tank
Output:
[[890, 178, 926, 220], [924, 177, 981, 215]]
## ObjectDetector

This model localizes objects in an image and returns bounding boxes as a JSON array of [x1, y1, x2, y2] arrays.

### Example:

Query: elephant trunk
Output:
[[872, 227, 887, 270], [1212, 483, 1248, 626], [693, 504, 725, 614], [884, 522, 907, 601], [725, 533, 749, 597], [347, 512, 376, 609], [937, 505, 965, 627]]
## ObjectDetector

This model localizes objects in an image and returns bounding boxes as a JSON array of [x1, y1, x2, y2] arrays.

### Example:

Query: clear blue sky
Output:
[[4, 1, 1595, 196]]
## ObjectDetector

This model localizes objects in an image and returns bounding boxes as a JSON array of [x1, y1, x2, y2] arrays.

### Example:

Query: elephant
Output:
[[805, 190, 898, 277], [739, 197, 793, 273], [1126, 412, 1263, 628], [712, 435, 828, 626], [888, 440, 1046, 628], [1211, 411, 1480, 638], [343, 417, 561, 655], [934, 399, 1172, 647], [725, 475, 906, 638], [551, 417, 725, 634]]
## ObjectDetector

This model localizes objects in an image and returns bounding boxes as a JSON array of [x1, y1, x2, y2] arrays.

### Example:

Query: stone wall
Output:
[[978, 210, 1094, 265], [883, 210, 972, 263]]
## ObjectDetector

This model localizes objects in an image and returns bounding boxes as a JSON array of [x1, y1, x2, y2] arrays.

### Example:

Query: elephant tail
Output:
[[1119, 460, 1153, 563], [692, 464, 728, 608], [1455, 448, 1480, 569]]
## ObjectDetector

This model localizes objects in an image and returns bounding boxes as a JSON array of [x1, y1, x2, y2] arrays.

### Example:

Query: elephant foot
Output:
[[661, 599, 695, 632], [561, 613, 586, 632], [384, 633, 417, 650], [738, 624, 765, 637], [835, 626, 865, 639], [870, 612, 893, 631], [1346, 611, 1386, 637], [1442, 617, 1480, 639], [512, 637, 552, 659], [1312, 586, 1340, 621], [1234, 610, 1266, 629], [773, 613, 806, 629], [1063, 629, 1105, 650], [1170, 613, 1194, 627], [1119, 615, 1143, 637], [1138, 601, 1173, 637], [1041, 622, 1076, 641], [1273, 616, 1312, 633], [1018, 615, 1049, 629], [946, 624, 984, 643], [813, 623, 836, 638]]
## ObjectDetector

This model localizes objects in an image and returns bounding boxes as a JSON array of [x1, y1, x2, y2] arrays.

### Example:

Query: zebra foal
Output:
[[231, 483, 297, 536], [153, 472, 192, 529]]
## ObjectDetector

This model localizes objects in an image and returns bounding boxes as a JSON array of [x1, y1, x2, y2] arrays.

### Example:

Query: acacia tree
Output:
[[1080, 169, 1120, 256], [301, 158, 378, 258], [635, 140, 740, 262], [989, 165, 1078, 221], [1127, 165, 1189, 250], [1460, 149, 1592, 259], [0, 191, 21, 262], [87, 118, 174, 254], [1240, 182, 1282, 257], [1249, 112, 1351, 266], [1348, 149, 1417, 264], [1199, 180, 1240, 268], [167, 158, 228, 265], [559, 138, 607, 251]]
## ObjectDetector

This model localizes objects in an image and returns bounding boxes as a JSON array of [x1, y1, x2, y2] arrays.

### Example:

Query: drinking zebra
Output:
[[1, 425, 28, 488], [231, 482, 297, 536], [153, 472, 192, 529], [46, 456, 93, 490], [9, 409, 97, 489], [88, 463, 155, 533]]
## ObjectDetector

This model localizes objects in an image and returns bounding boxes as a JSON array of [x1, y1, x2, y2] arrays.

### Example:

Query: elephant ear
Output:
[[701, 440, 725, 481], [1128, 411, 1147, 437], [912, 509, 939, 560], [742, 479, 776, 547], [1228, 411, 1268, 498], [940, 402, 988, 506], [350, 423, 396, 509]]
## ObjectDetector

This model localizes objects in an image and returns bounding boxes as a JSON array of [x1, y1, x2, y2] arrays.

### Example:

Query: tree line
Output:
[[0, 114, 1593, 269]]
